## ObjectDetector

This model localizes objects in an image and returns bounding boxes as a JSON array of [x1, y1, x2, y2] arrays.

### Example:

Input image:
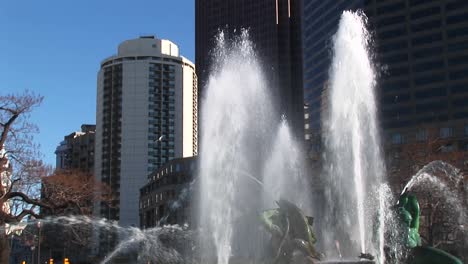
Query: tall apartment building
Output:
[[55, 124, 96, 173], [95, 36, 197, 226], [196, 0, 304, 138]]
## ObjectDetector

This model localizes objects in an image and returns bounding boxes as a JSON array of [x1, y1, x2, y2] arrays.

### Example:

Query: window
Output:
[[411, 19, 441, 32], [410, 6, 440, 20], [446, 0, 468, 11], [447, 14, 468, 25], [464, 125, 468, 136], [451, 84, 468, 94], [448, 40, 468, 52], [414, 73, 445, 86], [388, 66, 408, 76], [440, 144, 455, 153], [412, 46, 443, 59], [383, 53, 408, 64], [440, 127, 453, 138], [413, 60, 444, 73], [391, 133, 403, 144], [377, 1, 405, 15], [448, 55, 468, 67], [448, 27, 468, 39], [412, 33, 442, 47], [414, 87, 446, 99], [452, 98, 468, 107], [377, 15, 405, 27], [416, 129, 428, 141], [379, 40, 407, 53], [449, 70, 467, 81], [378, 27, 406, 40]]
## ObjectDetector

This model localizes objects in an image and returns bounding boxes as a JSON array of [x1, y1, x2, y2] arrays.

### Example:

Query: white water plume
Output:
[[323, 10, 385, 256], [198, 30, 275, 264]]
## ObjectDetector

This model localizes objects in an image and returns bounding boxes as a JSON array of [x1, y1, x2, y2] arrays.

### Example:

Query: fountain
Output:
[[198, 29, 274, 264], [197, 11, 384, 263], [263, 118, 312, 214], [198, 29, 314, 264], [322, 10, 385, 261], [5, 10, 466, 264]]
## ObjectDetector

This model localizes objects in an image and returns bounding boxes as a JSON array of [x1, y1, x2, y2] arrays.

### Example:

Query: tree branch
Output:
[[6, 191, 51, 210]]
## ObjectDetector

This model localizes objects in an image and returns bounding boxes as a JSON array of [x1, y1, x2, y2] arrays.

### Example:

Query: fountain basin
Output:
[[319, 260, 375, 264]]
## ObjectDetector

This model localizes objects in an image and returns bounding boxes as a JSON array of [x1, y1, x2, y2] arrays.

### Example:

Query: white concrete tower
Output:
[[95, 36, 197, 226]]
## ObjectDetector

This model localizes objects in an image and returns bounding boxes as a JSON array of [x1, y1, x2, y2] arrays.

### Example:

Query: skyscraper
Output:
[[302, 1, 362, 145], [303, 0, 468, 155], [55, 124, 95, 173], [303, 2, 468, 259], [196, 0, 304, 138], [95, 36, 197, 226]]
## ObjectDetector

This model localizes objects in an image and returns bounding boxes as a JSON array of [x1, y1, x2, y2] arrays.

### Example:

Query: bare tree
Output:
[[0, 91, 112, 263], [41, 169, 113, 216], [38, 169, 113, 262], [0, 91, 46, 263]]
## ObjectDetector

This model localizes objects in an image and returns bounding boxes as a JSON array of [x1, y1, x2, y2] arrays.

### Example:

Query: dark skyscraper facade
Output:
[[303, 0, 468, 152], [196, 0, 304, 138], [302, 0, 362, 144], [303, 2, 468, 259], [369, 1, 468, 136]]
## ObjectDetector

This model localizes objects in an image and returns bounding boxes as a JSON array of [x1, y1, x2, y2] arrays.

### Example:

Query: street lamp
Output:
[[37, 221, 41, 264]]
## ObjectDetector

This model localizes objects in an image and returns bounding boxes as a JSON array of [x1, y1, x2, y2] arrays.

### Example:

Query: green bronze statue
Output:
[[397, 191, 463, 264], [397, 192, 422, 249], [260, 199, 321, 264]]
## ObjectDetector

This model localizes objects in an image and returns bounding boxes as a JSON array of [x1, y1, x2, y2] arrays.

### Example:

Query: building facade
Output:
[[196, 0, 304, 138], [303, 1, 468, 260], [95, 36, 198, 226], [139, 156, 197, 229], [304, 0, 468, 157], [55, 124, 96, 172], [302, 0, 362, 146]]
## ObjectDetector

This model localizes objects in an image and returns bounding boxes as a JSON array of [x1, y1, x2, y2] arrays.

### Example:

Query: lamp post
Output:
[[30, 246, 35, 264], [37, 221, 41, 264]]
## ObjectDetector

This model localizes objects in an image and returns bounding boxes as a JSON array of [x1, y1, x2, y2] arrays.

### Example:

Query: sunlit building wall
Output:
[[95, 36, 197, 226]]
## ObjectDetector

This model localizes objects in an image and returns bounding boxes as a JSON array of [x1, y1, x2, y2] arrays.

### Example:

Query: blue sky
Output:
[[0, 0, 195, 166]]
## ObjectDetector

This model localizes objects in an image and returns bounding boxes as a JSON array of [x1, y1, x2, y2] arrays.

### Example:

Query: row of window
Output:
[[391, 125, 468, 144], [102, 57, 182, 68]]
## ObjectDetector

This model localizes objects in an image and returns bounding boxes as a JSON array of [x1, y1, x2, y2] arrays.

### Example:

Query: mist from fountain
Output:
[[1, 216, 196, 264], [400, 161, 466, 227], [262, 118, 312, 214], [323, 10, 385, 257]]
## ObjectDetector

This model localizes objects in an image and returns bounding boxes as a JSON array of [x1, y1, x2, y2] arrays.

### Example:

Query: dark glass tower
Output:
[[196, 0, 304, 138], [303, 0, 468, 152], [302, 0, 363, 147], [303, 2, 468, 259], [368, 1, 468, 133]]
